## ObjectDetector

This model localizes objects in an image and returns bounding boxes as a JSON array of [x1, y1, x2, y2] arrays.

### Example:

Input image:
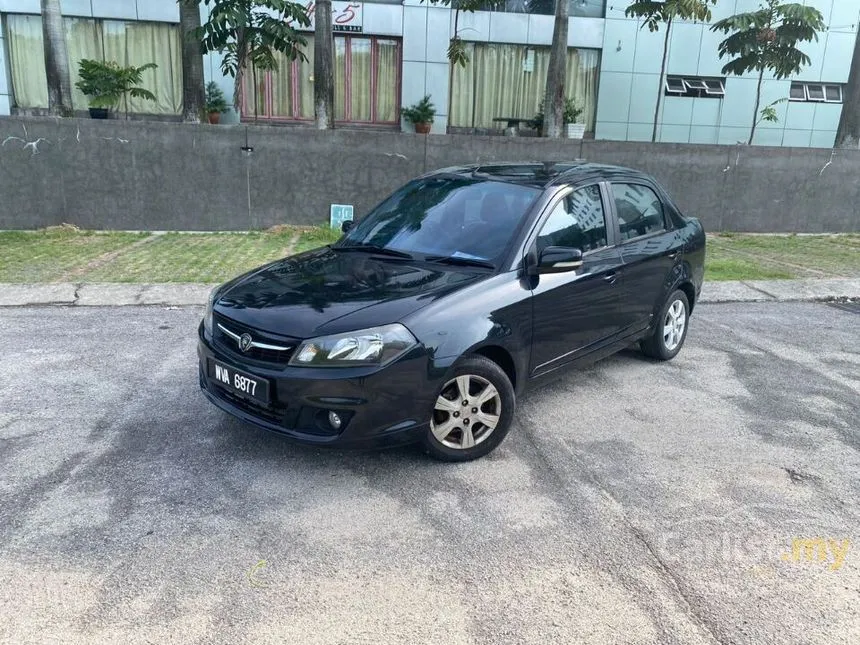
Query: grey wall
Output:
[[1, 116, 858, 232]]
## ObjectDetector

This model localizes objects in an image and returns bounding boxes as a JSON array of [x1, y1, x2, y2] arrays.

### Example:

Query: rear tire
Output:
[[421, 356, 515, 462], [640, 289, 690, 361]]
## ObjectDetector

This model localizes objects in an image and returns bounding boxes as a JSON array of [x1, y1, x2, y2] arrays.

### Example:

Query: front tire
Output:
[[641, 289, 690, 361], [421, 356, 515, 462]]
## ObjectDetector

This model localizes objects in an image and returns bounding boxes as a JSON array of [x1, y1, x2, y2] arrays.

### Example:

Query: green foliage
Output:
[[75, 59, 157, 109], [625, 0, 717, 31], [625, 1, 717, 142], [711, 0, 825, 79], [205, 82, 228, 113], [447, 37, 469, 68], [422, 0, 501, 67], [401, 95, 436, 124], [531, 98, 583, 130], [759, 104, 779, 123], [758, 97, 788, 124], [190, 0, 311, 79], [563, 98, 583, 125]]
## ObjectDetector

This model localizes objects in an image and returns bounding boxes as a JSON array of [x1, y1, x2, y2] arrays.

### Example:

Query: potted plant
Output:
[[205, 82, 228, 124], [401, 95, 436, 134], [75, 59, 157, 119], [563, 99, 585, 139], [530, 99, 585, 139]]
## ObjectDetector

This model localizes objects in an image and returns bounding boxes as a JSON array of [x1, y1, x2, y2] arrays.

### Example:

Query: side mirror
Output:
[[532, 246, 583, 274], [341, 219, 354, 234]]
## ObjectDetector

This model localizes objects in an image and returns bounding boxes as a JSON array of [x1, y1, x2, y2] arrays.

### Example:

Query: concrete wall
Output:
[[1, 116, 858, 232], [598, 0, 860, 146]]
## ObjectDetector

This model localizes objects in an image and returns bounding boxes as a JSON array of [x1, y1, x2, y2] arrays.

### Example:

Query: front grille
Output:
[[213, 313, 299, 365], [212, 385, 286, 425], [204, 377, 341, 437]]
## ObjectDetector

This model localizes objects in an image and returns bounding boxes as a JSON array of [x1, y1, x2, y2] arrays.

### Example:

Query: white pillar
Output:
[[0, 14, 11, 115]]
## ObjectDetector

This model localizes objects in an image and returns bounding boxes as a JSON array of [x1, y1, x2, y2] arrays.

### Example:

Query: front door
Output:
[[529, 183, 624, 377], [610, 182, 685, 334]]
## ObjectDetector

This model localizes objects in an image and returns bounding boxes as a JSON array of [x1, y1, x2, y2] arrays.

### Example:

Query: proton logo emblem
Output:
[[239, 333, 253, 352]]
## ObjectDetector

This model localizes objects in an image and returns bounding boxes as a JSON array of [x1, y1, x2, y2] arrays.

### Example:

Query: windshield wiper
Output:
[[425, 255, 496, 269], [331, 244, 414, 260]]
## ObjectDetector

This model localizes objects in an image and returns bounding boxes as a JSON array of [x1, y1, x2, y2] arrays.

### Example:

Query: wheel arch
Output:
[[677, 280, 696, 314], [472, 345, 519, 393]]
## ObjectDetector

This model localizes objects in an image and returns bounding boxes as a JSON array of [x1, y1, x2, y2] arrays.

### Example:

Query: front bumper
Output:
[[197, 325, 436, 447]]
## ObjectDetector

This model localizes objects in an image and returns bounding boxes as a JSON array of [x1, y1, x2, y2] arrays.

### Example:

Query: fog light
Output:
[[328, 411, 342, 430]]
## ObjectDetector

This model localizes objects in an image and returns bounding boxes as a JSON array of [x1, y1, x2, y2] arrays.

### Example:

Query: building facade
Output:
[[0, 0, 856, 147]]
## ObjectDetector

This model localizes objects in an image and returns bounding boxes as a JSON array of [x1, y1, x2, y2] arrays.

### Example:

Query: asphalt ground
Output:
[[0, 303, 858, 644]]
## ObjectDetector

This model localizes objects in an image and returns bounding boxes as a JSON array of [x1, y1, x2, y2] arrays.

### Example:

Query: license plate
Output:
[[208, 359, 270, 404]]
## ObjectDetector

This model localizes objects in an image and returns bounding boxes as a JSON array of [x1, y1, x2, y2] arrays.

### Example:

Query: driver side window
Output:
[[536, 184, 608, 255]]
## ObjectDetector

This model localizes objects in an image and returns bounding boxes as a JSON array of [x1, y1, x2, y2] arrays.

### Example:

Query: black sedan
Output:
[[198, 162, 705, 461]]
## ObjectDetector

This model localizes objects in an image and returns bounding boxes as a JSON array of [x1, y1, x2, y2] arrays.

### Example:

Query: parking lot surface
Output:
[[1, 303, 858, 644]]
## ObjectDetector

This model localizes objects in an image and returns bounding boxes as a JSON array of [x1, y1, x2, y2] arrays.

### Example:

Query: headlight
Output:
[[203, 286, 220, 335], [289, 324, 417, 367]]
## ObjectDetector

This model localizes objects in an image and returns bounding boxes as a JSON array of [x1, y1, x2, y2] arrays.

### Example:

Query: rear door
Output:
[[609, 181, 685, 334], [529, 183, 624, 377]]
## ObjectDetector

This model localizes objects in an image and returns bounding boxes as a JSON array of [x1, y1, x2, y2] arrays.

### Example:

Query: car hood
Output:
[[214, 247, 487, 338]]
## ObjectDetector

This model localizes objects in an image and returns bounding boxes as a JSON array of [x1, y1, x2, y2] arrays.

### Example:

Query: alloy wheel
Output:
[[663, 299, 686, 351], [431, 374, 501, 450]]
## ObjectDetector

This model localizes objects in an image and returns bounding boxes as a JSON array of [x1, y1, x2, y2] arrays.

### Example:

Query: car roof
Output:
[[425, 161, 653, 189]]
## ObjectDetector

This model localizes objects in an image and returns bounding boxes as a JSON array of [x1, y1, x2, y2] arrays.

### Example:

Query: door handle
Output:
[[604, 271, 619, 285]]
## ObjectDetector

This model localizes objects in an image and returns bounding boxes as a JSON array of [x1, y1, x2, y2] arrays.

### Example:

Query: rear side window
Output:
[[612, 183, 666, 240], [536, 185, 608, 254]]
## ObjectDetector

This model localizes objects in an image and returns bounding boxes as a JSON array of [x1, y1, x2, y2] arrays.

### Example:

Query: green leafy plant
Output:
[[191, 0, 311, 112], [563, 98, 583, 125], [205, 82, 228, 114], [422, 0, 501, 68], [447, 37, 469, 68], [401, 95, 436, 125], [625, 0, 717, 143], [711, 0, 824, 144], [530, 98, 582, 132], [421, 0, 500, 135], [75, 59, 157, 117], [757, 97, 789, 127]]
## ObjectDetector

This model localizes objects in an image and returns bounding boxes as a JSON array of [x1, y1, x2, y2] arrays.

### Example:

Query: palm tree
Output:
[[40, 0, 72, 115], [542, 0, 569, 138], [179, 1, 206, 122]]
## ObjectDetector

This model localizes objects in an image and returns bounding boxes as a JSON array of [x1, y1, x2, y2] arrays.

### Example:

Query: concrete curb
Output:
[[700, 278, 860, 304], [0, 279, 857, 307], [0, 283, 218, 307]]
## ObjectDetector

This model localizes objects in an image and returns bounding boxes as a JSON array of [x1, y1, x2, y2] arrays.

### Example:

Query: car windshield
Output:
[[339, 176, 540, 264]]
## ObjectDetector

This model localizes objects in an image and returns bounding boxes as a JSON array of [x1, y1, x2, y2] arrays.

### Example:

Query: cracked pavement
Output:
[[0, 303, 858, 644]]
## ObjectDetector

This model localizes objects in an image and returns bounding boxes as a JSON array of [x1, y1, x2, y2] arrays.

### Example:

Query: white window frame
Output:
[[665, 77, 686, 94], [789, 82, 806, 101], [824, 84, 843, 103], [665, 76, 725, 98], [789, 81, 843, 103], [806, 84, 826, 102], [703, 79, 725, 96]]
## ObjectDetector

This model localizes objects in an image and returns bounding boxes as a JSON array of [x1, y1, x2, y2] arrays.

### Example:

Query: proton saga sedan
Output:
[[198, 162, 705, 461]]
